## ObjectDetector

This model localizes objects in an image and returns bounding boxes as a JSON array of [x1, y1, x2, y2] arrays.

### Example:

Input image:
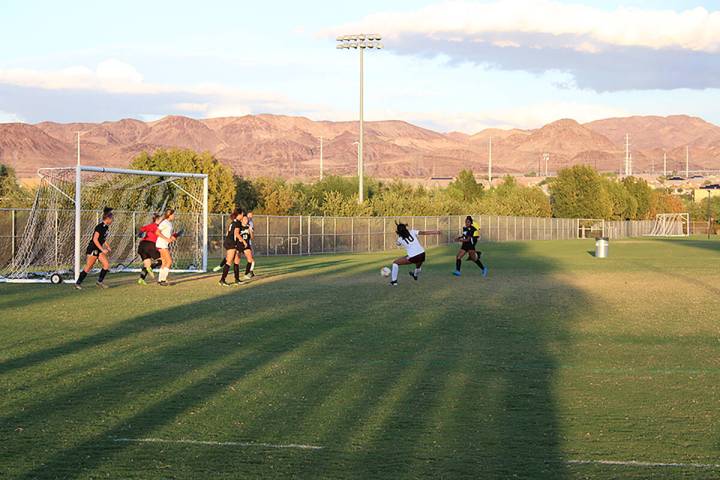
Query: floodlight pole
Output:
[[319, 136, 324, 180], [336, 33, 382, 204]]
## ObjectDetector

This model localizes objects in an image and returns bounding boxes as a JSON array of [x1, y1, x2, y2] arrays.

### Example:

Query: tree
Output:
[[549, 165, 612, 219], [131, 149, 235, 213], [621, 176, 653, 219], [602, 178, 637, 220], [477, 176, 551, 217], [0, 164, 32, 208], [447, 170, 484, 202], [234, 176, 259, 212]]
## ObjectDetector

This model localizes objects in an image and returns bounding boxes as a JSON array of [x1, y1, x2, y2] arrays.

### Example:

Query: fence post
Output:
[[383, 217, 386, 251], [54, 210, 59, 267], [351, 217, 355, 253], [131, 211, 136, 262], [11, 209, 16, 268], [287, 216, 291, 255], [321, 217, 325, 253], [307, 216, 311, 255], [299, 215, 303, 256], [266, 216, 269, 256], [367, 217, 371, 252]]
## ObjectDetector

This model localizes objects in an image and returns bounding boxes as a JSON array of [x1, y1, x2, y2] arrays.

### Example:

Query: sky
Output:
[[1, 0, 719, 133]]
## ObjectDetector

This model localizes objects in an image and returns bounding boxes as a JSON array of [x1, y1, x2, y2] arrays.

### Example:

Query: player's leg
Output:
[[390, 256, 412, 285], [158, 248, 172, 285], [468, 249, 488, 276], [233, 251, 241, 284], [75, 254, 97, 288], [409, 253, 425, 281], [454, 249, 467, 276], [96, 252, 110, 288], [213, 257, 227, 273], [219, 249, 235, 285], [243, 249, 254, 279]]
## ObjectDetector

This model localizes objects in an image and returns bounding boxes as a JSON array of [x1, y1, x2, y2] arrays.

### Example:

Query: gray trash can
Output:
[[595, 237, 609, 258]]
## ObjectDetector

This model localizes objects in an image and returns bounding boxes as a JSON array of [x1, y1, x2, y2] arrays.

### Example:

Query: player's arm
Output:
[[156, 229, 175, 243]]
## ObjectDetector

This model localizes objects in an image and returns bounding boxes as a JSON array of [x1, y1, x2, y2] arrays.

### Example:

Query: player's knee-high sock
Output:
[[245, 262, 252, 276], [140, 267, 148, 279], [159, 267, 169, 282], [250, 261, 255, 272], [76, 271, 88, 285], [233, 264, 240, 282], [219, 258, 227, 268], [391, 263, 399, 282], [98, 269, 108, 283], [456, 258, 462, 271], [474, 257, 485, 269], [221, 264, 230, 282]]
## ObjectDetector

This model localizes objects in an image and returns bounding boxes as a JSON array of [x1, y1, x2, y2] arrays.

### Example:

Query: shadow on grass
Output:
[[2, 242, 587, 479]]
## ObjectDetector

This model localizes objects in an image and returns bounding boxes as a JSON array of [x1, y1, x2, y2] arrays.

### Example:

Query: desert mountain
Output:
[[1, 114, 718, 179]]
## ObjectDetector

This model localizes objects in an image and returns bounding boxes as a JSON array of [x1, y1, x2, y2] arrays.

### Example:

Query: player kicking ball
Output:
[[453, 215, 488, 277], [389, 222, 441, 286]]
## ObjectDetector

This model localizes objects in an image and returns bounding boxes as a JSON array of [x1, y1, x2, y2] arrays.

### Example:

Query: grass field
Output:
[[1, 237, 720, 479]]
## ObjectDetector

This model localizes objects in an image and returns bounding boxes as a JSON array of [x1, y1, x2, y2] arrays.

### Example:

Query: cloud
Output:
[[0, 60, 325, 123], [329, 0, 720, 91]]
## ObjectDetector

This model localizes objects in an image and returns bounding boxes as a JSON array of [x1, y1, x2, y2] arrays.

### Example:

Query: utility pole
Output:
[[624, 133, 630, 176], [319, 136, 324, 180], [543, 153, 550, 177], [488, 137, 492, 184], [686, 146, 690, 178]]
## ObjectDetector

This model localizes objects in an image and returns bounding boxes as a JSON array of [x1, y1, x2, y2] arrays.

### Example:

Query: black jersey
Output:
[[88, 222, 110, 248], [225, 220, 241, 244], [462, 224, 479, 246], [239, 223, 252, 244]]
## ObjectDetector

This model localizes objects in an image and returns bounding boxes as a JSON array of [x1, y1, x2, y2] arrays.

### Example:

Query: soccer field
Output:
[[1, 238, 719, 479]]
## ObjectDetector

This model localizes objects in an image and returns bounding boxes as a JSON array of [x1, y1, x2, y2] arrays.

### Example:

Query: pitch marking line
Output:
[[113, 437, 323, 451], [568, 460, 720, 469]]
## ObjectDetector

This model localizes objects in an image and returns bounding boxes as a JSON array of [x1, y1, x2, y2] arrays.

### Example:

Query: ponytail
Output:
[[396, 222, 415, 244]]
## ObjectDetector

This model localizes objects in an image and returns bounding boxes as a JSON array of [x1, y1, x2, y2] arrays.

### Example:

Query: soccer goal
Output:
[[646, 213, 690, 237], [1, 165, 208, 283]]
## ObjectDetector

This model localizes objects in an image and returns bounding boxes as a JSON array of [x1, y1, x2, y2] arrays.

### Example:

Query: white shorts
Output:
[[156, 240, 170, 249]]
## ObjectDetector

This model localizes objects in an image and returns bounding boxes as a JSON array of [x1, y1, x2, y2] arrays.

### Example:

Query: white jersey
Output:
[[397, 229, 424, 258], [156, 219, 173, 249]]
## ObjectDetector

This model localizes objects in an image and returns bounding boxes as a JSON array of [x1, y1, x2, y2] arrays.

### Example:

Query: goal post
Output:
[[1, 165, 209, 283], [646, 213, 690, 237]]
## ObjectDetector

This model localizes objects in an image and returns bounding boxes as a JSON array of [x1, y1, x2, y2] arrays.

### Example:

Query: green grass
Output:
[[1, 238, 720, 479]]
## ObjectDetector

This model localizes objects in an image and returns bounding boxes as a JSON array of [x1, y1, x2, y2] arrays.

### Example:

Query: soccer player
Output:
[[246, 211, 256, 276], [219, 209, 243, 286], [155, 208, 176, 286], [213, 208, 244, 273], [239, 215, 255, 280], [389, 222, 441, 286], [453, 215, 488, 277], [137, 213, 162, 285], [75, 207, 114, 289]]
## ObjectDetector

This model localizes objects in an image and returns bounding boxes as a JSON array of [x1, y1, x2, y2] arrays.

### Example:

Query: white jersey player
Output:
[[389, 222, 441, 286]]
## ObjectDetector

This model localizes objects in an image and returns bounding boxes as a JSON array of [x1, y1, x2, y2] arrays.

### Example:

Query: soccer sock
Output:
[[159, 267, 169, 282], [219, 258, 227, 268], [76, 271, 87, 285], [414, 267, 422, 277], [98, 269, 108, 283], [456, 259, 462, 271], [140, 267, 148, 280], [234, 264, 241, 282], [391, 263, 399, 282], [474, 259, 485, 269], [245, 262, 252, 275], [250, 261, 255, 272], [221, 264, 230, 282]]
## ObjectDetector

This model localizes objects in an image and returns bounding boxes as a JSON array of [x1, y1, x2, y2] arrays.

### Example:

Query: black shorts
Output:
[[86, 245, 102, 257], [407, 252, 426, 267], [138, 240, 160, 260], [461, 242, 477, 252]]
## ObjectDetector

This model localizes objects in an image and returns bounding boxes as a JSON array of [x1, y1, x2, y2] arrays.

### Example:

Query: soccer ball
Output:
[[381, 267, 391, 277]]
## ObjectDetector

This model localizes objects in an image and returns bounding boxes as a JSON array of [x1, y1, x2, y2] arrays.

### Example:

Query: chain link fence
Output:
[[1, 208, 665, 267]]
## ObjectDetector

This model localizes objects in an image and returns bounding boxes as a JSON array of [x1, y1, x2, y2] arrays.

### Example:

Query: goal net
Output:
[[646, 213, 690, 237], [1, 166, 208, 283]]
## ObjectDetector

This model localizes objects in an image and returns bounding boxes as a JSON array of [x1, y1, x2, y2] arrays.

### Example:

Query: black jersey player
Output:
[[75, 207, 114, 289], [453, 216, 488, 277]]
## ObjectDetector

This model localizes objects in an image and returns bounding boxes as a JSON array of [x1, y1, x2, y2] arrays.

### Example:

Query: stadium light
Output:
[[336, 33, 383, 203]]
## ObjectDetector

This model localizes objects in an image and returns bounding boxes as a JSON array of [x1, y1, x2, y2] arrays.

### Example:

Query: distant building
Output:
[[692, 185, 720, 203]]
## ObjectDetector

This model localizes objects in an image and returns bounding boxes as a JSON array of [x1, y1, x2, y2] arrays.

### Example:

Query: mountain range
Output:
[[1, 114, 719, 179]]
